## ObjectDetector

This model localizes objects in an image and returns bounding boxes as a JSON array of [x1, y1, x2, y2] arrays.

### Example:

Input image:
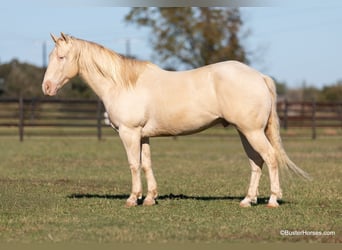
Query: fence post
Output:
[[339, 103, 342, 128], [96, 99, 102, 141], [18, 96, 24, 142], [311, 99, 316, 140]]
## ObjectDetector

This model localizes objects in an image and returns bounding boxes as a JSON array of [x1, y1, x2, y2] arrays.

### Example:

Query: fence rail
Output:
[[0, 98, 105, 141], [0, 97, 341, 141], [277, 100, 342, 139]]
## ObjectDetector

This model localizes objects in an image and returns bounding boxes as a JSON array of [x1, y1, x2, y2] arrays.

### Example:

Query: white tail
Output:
[[263, 75, 311, 180]]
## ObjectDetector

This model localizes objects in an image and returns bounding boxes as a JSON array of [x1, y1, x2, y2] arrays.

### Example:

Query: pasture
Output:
[[0, 133, 341, 243]]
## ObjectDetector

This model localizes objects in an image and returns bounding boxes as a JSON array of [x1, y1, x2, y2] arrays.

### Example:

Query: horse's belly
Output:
[[141, 111, 222, 137]]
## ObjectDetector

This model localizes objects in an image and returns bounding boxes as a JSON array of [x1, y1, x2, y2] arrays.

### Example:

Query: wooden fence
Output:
[[0, 97, 341, 141], [276, 100, 342, 139], [0, 98, 105, 141]]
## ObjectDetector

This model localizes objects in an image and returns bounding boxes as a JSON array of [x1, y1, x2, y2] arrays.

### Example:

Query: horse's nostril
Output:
[[43, 80, 52, 95]]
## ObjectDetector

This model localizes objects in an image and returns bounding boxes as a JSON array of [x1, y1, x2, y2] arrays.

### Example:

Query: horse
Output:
[[42, 33, 309, 208]]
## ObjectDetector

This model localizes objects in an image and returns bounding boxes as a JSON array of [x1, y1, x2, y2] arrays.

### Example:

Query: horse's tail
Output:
[[263, 75, 311, 180]]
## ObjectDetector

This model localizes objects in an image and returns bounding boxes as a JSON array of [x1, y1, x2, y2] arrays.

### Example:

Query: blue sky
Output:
[[1, 1, 342, 88]]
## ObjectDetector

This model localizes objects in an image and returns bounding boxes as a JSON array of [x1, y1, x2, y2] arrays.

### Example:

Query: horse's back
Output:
[[139, 61, 273, 135], [160, 60, 269, 97]]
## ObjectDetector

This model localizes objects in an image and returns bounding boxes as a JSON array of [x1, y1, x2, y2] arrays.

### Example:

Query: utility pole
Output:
[[125, 38, 131, 57], [42, 41, 47, 69]]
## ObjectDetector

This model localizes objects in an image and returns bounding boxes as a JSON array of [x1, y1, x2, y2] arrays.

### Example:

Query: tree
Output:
[[0, 59, 45, 97], [0, 59, 95, 99], [319, 82, 342, 102], [125, 7, 249, 69], [271, 77, 287, 97]]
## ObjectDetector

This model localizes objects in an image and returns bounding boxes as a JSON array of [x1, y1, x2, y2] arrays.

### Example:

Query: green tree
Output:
[[302, 86, 320, 102], [271, 77, 287, 97], [319, 82, 342, 102], [0, 59, 95, 99], [0, 59, 45, 97], [125, 7, 249, 69]]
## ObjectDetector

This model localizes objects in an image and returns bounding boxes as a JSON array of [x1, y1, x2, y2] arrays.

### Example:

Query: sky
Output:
[[1, 1, 342, 88]]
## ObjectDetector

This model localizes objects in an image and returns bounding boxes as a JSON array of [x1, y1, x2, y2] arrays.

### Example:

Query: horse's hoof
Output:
[[143, 198, 156, 206], [251, 198, 258, 205], [239, 201, 251, 208], [266, 202, 279, 208], [125, 200, 137, 208]]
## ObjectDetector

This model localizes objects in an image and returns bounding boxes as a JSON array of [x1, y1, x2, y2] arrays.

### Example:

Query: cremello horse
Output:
[[42, 33, 309, 208]]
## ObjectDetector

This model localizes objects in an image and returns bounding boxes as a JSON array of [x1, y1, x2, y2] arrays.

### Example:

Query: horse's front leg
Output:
[[141, 138, 158, 206], [119, 126, 142, 207]]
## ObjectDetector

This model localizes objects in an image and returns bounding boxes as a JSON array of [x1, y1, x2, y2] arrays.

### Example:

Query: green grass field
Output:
[[0, 132, 341, 243]]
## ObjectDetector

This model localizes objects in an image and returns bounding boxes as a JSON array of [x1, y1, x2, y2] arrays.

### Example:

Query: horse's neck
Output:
[[76, 40, 151, 99], [80, 71, 114, 99], [78, 68, 114, 99], [77, 44, 120, 99]]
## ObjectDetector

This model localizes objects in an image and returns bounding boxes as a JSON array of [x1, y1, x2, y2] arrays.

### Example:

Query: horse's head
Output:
[[42, 32, 79, 96]]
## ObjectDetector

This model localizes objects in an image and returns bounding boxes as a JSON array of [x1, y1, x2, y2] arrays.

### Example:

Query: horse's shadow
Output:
[[67, 193, 287, 206]]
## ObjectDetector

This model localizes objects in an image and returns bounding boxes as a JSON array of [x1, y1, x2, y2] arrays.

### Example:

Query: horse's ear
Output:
[[50, 33, 58, 44], [60, 32, 70, 43]]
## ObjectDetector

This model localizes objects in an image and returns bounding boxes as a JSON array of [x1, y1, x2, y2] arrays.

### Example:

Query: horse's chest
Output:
[[104, 99, 146, 132]]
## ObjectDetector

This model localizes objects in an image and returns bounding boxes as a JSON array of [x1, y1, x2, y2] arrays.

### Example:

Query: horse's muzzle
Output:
[[42, 80, 58, 96]]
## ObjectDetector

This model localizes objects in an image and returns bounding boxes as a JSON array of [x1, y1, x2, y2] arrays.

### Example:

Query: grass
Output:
[[0, 132, 341, 243]]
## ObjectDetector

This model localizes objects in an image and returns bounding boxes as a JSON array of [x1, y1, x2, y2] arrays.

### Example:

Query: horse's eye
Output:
[[58, 56, 65, 60]]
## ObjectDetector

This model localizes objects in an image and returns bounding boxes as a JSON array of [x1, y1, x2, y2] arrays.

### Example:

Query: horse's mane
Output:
[[69, 36, 151, 88]]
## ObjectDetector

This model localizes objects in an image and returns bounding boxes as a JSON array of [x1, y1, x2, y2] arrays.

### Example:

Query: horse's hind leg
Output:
[[240, 130, 281, 208], [238, 131, 264, 207]]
